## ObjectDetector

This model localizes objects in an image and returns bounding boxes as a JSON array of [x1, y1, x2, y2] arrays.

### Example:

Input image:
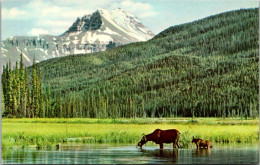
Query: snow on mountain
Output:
[[1, 8, 154, 67], [97, 8, 153, 42]]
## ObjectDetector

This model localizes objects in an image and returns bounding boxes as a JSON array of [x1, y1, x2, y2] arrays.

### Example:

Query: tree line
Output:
[[2, 54, 51, 118]]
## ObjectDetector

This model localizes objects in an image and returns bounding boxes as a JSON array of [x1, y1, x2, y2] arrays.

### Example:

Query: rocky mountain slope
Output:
[[1, 8, 154, 66]]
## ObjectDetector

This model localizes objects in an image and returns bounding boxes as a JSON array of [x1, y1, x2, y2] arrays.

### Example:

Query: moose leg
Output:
[[160, 143, 163, 149], [176, 138, 181, 148], [177, 143, 181, 148], [173, 138, 177, 148], [173, 142, 176, 149]]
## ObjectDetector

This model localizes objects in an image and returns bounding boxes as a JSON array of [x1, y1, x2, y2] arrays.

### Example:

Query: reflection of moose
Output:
[[193, 148, 211, 157], [192, 137, 213, 149], [140, 149, 179, 163], [137, 129, 181, 149]]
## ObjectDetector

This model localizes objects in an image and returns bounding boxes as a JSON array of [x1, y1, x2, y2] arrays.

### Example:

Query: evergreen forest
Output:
[[2, 8, 259, 118]]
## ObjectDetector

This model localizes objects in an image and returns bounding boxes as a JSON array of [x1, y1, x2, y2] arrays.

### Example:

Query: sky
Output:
[[1, 0, 259, 40]]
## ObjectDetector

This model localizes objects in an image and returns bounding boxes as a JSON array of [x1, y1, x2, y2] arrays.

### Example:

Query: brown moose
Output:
[[137, 129, 181, 149], [192, 137, 213, 149]]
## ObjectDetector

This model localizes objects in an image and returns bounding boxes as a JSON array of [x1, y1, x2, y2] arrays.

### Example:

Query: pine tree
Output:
[[37, 71, 44, 117], [45, 84, 51, 118], [32, 59, 39, 117], [12, 62, 20, 117], [24, 68, 29, 117], [19, 53, 26, 117], [6, 61, 13, 116], [2, 65, 8, 116]]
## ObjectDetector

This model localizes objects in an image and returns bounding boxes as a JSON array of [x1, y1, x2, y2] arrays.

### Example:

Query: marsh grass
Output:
[[2, 118, 259, 149], [2, 117, 258, 125]]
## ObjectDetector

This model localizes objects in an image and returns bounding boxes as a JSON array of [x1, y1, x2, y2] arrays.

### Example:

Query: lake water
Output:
[[2, 143, 259, 164]]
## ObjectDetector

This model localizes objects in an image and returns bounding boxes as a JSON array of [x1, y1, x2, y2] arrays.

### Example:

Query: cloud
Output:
[[36, 20, 73, 28], [120, 0, 159, 18], [28, 28, 49, 36], [2, 7, 28, 20], [52, 0, 117, 8]]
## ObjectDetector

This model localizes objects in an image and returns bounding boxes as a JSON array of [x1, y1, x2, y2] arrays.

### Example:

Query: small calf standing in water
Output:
[[137, 129, 181, 149], [192, 137, 213, 149]]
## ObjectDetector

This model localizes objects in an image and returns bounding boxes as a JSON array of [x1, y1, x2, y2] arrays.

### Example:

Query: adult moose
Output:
[[137, 129, 181, 149]]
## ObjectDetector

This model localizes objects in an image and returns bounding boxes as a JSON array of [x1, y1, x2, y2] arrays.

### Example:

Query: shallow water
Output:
[[2, 143, 259, 164]]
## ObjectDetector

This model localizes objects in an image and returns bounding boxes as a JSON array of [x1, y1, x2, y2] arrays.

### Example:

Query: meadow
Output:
[[2, 118, 259, 149]]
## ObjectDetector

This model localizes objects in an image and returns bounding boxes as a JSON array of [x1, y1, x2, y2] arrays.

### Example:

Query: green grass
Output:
[[2, 117, 259, 125], [2, 118, 259, 149]]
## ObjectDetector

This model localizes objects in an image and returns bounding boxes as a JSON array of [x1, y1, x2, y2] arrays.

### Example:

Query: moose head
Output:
[[192, 136, 195, 143], [137, 133, 147, 148]]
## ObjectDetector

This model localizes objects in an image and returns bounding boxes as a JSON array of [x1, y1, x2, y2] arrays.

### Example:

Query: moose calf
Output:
[[192, 137, 213, 149]]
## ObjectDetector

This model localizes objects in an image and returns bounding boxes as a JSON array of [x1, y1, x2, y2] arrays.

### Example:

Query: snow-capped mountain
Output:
[[1, 8, 154, 67]]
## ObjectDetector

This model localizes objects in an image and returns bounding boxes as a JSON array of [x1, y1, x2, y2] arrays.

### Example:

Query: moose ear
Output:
[[143, 133, 145, 136], [193, 136, 194, 139]]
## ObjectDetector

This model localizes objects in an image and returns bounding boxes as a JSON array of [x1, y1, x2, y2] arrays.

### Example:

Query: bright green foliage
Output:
[[2, 118, 259, 149]]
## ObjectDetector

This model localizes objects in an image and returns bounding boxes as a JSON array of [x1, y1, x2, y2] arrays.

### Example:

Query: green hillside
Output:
[[23, 8, 260, 118]]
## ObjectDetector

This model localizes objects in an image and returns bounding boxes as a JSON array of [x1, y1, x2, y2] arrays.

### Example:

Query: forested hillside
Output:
[[2, 8, 259, 118]]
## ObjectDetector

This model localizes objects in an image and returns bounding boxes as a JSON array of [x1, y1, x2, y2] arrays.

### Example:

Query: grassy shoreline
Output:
[[2, 118, 259, 149], [2, 117, 259, 125]]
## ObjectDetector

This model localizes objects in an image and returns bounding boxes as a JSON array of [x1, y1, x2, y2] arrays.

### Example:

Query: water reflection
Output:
[[2, 143, 259, 164], [140, 149, 179, 163], [193, 148, 211, 157]]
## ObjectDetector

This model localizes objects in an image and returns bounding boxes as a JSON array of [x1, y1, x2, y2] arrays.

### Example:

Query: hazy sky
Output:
[[2, 0, 259, 40]]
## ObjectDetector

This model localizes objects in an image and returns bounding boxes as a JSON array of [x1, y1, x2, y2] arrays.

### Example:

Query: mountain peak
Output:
[[64, 8, 154, 42], [2, 8, 155, 67]]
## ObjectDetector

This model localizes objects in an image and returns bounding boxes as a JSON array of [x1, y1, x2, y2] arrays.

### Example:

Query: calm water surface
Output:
[[2, 143, 259, 164]]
